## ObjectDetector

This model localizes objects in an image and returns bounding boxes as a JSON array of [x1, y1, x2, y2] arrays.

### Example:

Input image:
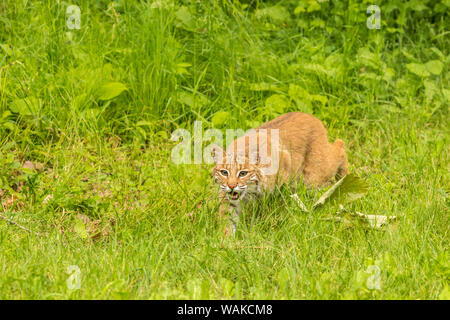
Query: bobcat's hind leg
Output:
[[333, 139, 348, 179], [302, 139, 348, 187]]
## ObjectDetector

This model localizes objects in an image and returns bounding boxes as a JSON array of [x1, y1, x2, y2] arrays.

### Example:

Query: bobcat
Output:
[[211, 112, 348, 235]]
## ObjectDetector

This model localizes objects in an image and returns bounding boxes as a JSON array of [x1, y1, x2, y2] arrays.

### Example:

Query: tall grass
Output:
[[0, 0, 448, 299]]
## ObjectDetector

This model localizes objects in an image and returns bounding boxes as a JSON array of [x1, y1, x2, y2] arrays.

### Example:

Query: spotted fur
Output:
[[211, 112, 348, 236]]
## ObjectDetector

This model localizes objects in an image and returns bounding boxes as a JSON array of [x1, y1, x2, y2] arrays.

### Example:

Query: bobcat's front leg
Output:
[[219, 195, 241, 237]]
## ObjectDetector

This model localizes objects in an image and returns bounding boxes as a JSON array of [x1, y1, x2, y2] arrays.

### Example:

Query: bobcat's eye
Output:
[[238, 171, 248, 177], [220, 170, 229, 177]]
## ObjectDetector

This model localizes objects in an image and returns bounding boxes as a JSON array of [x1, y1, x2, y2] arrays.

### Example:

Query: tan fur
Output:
[[211, 112, 348, 235]]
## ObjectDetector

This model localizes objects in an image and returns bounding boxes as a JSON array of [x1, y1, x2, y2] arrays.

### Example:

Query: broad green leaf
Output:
[[406, 63, 430, 77], [442, 89, 450, 102], [97, 82, 128, 101], [294, 100, 313, 114], [324, 54, 343, 75], [424, 80, 438, 100], [425, 60, 443, 75], [307, 1, 321, 12], [177, 91, 210, 108], [310, 18, 325, 28], [294, 5, 306, 14], [175, 6, 195, 30], [408, 1, 428, 11], [9, 97, 40, 116], [289, 84, 327, 106], [356, 47, 381, 69], [265, 94, 289, 114], [211, 111, 230, 127], [313, 174, 368, 209], [2, 122, 16, 131], [310, 94, 328, 105], [288, 84, 308, 100], [255, 6, 290, 23], [176, 62, 191, 75], [382, 67, 396, 82], [288, 85, 313, 112]]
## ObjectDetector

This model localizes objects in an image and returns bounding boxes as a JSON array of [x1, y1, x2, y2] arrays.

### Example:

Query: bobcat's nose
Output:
[[228, 184, 237, 191]]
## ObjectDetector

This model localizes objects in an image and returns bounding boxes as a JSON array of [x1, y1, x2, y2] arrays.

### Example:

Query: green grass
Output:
[[0, 0, 448, 299]]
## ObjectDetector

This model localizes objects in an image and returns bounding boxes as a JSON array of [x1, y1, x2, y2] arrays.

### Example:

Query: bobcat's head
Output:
[[211, 145, 262, 202]]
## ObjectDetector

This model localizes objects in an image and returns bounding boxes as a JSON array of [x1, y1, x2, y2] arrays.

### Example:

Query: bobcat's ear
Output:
[[211, 144, 226, 164]]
